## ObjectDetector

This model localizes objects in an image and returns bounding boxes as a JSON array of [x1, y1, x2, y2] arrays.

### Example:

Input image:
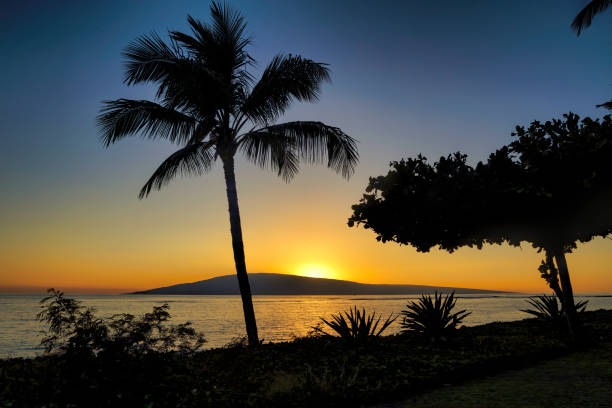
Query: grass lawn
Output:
[[380, 340, 612, 408]]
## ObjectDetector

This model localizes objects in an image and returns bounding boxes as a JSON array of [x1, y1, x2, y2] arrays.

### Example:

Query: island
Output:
[[130, 273, 508, 295]]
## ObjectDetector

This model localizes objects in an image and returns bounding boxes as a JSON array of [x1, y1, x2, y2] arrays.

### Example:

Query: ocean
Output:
[[2, 293, 611, 358]]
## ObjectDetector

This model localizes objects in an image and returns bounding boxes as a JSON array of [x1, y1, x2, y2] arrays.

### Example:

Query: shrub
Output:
[[314, 306, 397, 342], [400, 291, 470, 341], [36, 289, 206, 356], [223, 336, 249, 349], [521, 294, 588, 323]]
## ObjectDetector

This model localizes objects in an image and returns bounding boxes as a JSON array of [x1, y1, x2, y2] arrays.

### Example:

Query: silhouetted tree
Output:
[[506, 113, 612, 333], [98, 2, 358, 346], [37, 289, 206, 356], [349, 113, 612, 336]]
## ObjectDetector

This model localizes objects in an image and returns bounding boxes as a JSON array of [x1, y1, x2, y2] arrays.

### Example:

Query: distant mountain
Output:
[[131, 273, 506, 295]]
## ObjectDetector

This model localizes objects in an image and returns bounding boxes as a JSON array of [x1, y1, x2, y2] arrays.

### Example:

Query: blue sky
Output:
[[3, 1, 611, 184]]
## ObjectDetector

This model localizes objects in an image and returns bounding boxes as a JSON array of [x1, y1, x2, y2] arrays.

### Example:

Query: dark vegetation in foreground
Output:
[[1, 293, 611, 407]]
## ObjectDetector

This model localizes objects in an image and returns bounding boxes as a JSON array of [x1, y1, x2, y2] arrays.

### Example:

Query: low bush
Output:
[[36, 289, 206, 356]]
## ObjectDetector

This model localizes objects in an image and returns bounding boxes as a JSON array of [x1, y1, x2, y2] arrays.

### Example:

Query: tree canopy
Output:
[[347, 149, 519, 252], [349, 113, 612, 254], [508, 113, 612, 251]]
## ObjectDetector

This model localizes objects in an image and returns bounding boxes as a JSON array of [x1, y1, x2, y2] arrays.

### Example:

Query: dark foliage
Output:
[[349, 113, 612, 335], [3, 310, 611, 407], [349, 113, 612, 252], [348, 151, 514, 252], [507, 114, 612, 250], [400, 292, 471, 341], [36, 289, 205, 357], [314, 306, 397, 342], [571, 0, 612, 35], [97, 1, 358, 195], [521, 295, 588, 323]]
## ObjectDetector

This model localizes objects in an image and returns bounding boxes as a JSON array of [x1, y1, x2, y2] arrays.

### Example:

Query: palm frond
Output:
[[171, 14, 251, 72], [171, 15, 217, 59], [209, 1, 251, 63], [571, 0, 612, 35], [139, 141, 216, 198], [123, 31, 228, 115], [208, 1, 253, 91], [596, 99, 612, 110], [238, 131, 299, 181], [98, 99, 197, 146], [171, 7, 253, 101], [242, 55, 331, 124], [155, 61, 227, 116], [241, 121, 358, 179], [122, 33, 184, 86]]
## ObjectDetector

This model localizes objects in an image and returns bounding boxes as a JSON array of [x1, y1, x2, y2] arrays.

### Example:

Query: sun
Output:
[[295, 264, 335, 279]]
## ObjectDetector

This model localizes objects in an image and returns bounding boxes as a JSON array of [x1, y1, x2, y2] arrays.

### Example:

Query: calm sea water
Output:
[[1, 293, 611, 358]]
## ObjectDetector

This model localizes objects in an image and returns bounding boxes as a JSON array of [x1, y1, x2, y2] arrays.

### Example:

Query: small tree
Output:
[[506, 113, 612, 332], [349, 113, 612, 336], [37, 289, 206, 356]]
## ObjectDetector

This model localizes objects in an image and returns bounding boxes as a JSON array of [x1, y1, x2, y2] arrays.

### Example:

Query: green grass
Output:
[[384, 340, 612, 408]]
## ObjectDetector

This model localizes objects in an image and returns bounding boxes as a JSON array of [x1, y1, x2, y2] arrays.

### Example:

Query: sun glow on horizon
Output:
[[294, 264, 336, 280]]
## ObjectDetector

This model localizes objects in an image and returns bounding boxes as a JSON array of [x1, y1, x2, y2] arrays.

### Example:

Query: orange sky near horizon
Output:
[[2, 161, 611, 295]]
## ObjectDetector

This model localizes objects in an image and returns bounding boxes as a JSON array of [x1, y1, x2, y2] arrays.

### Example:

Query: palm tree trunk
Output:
[[222, 154, 259, 346], [552, 248, 578, 339]]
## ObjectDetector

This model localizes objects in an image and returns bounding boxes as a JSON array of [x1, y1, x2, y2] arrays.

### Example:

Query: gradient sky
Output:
[[1, 0, 612, 294]]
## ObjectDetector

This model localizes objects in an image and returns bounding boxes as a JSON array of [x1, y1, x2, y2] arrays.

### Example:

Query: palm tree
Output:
[[571, 0, 612, 35], [97, 2, 358, 346]]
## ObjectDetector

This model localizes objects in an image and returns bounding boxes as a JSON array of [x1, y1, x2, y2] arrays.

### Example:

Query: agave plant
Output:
[[314, 306, 397, 343], [400, 292, 470, 340], [521, 295, 588, 323]]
